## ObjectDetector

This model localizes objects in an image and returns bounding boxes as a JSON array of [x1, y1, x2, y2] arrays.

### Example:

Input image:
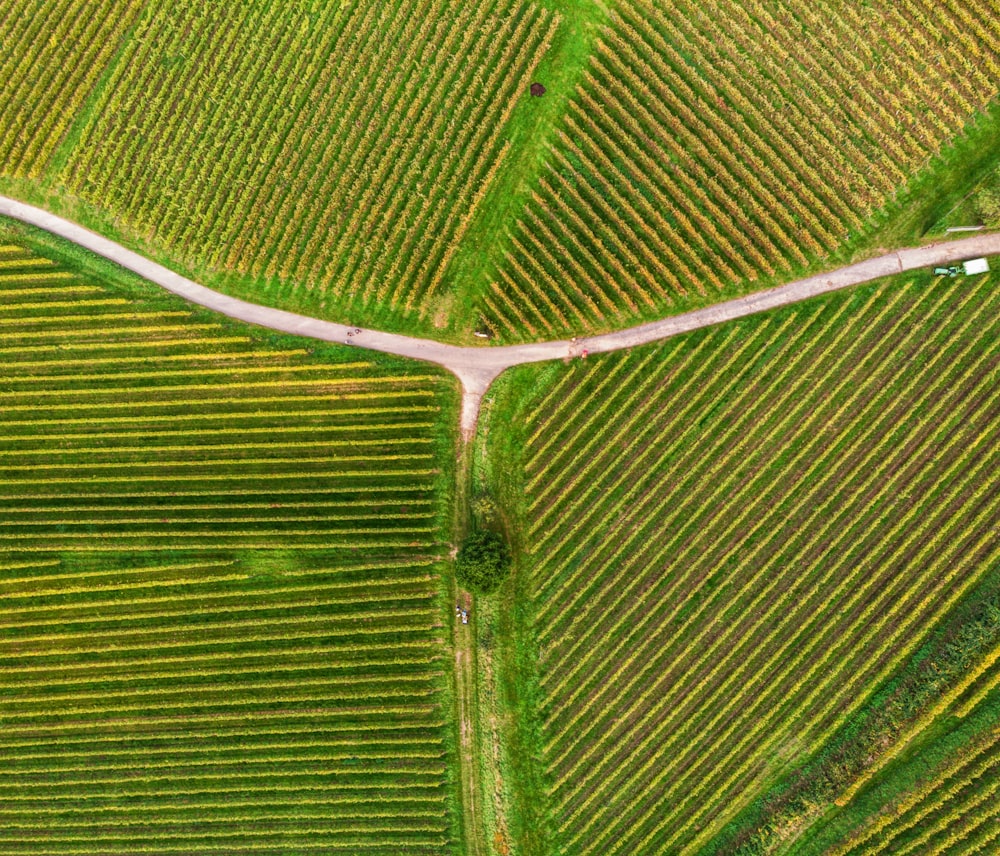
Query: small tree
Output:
[[455, 530, 511, 595]]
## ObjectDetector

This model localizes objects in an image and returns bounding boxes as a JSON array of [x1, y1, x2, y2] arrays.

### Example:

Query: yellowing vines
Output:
[[483, 0, 1000, 339], [56, 0, 558, 331], [0, 241, 459, 853], [511, 272, 1000, 854]]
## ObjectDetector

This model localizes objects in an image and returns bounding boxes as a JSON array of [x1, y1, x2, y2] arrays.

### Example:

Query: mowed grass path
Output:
[[513, 272, 1000, 854], [0, 240, 459, 853]]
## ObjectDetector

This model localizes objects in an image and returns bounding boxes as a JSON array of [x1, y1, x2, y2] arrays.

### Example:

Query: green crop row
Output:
[[502, 271, 1000, 853], [483, 0, 1000, 341], [3, 573, 438, 629]]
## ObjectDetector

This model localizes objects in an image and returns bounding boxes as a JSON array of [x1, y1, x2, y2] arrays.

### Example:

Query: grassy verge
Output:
[[928, 165, 1000, 234], [451, 436, 485, 856], [473, 363, 563, 856]]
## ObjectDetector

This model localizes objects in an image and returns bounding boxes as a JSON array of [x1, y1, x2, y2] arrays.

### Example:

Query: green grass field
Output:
[[0, 233, 461, 853], [484, 269, 1000, 853]]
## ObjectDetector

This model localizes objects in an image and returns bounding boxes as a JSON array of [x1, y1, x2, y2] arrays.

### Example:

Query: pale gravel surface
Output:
[[2, 195, 998, 436]]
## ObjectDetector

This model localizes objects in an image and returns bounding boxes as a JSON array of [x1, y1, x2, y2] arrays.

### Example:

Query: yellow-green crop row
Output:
[[0, 241, 457, 851], [506, 271, 1000, 853], [825, 727, 1000, 855]]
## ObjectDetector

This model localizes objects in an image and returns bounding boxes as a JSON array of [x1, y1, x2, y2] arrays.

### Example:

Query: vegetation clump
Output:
[[456, 530, 511, 595], [973, 169, 1000, 226]]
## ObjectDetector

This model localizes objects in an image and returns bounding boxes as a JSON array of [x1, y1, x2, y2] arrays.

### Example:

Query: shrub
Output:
[[975, 182, 1000, 226], [455, 530, 511, 595], [472, 494, 499, 527]]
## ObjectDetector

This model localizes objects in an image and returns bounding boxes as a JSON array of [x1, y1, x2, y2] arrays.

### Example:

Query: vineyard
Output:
[[0, 0, 143, 179], [52, 0, 557, 332], [482, 0, 1000, 340], [0, 240, 456, 552], [790, 664, 1000, 856], [1, 2, 998, 338], [0, 236, 459, 853], [4, 0, 1000, 851], [500, 269, 1000, 853]]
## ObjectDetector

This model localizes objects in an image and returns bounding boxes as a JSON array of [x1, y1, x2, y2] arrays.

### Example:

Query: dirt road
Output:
[[4, 195, 999, 437]]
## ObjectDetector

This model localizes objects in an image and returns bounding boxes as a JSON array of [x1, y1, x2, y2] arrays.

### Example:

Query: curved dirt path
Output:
[[3, 195, 1000, 436]]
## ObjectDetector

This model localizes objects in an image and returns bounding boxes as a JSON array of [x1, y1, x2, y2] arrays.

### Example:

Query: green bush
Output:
[[975, 183, 1000, 226], [455, 531, 511, 595], [973, 168, 1000, 226]]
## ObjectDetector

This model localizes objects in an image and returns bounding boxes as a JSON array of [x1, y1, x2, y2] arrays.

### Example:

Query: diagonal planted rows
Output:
[[519, 272, 1000, 854], [0, 0, 143, 178], [820, 682, 1000, 856], [58, 0, 558, 329], [484, 0, 1000, 340]]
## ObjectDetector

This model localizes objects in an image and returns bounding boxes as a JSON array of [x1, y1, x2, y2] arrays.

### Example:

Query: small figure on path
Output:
[[581, 348, 588, 359]]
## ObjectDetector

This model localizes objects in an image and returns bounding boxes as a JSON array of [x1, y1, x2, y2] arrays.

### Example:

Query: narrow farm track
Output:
[[3, 195, 1000, 437]]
